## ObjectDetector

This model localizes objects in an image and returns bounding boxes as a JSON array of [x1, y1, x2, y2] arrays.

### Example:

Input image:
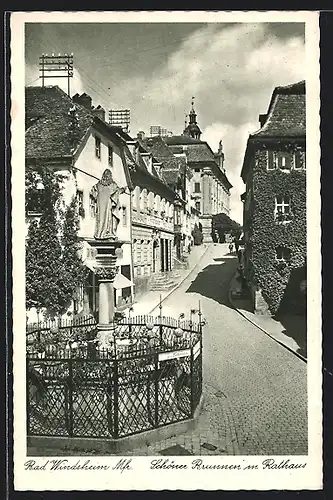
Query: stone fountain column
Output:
[[91, 240, 124, 349]]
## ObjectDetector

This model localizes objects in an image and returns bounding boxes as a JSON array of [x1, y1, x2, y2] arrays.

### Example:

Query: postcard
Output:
[[10, 10, 321, 491]]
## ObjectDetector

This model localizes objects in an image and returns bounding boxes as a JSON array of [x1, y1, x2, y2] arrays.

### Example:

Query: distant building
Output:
[[139, 135, 199, 260], [241, 81, 306, 315], [123, 138, 177, 296], [149, 125, 173, 137], [164, 100, 232, 243]]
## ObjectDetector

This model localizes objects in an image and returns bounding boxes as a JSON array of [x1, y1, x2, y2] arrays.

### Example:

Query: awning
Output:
[[113, 273, 133, 290]]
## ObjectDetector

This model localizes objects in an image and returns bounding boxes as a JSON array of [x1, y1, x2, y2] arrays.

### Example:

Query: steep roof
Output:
[[139, 135, 189, 187], [164, 135, 203, 146], [252, 80, 305, 138], [165, 136, 216, 163], [241, 81, 306, 182], [139, 135, 179, 170], [25, 86, 94, 159], [25, 85, 134, 189], [165, 135, 232, 190]]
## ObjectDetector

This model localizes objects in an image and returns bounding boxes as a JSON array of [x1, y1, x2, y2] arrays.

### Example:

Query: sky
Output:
[[25, 21, 305, 223]]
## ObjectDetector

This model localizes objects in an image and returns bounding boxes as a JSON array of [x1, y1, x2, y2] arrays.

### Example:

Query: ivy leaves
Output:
[[250, 148, 306, 314], [26, 166, 88, 320]]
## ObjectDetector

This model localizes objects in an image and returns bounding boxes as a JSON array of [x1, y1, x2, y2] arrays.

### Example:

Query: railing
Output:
[[27, 316, 203, 440]]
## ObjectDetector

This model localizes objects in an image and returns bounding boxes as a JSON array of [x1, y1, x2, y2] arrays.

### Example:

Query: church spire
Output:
[[183, 96, 202, 139]]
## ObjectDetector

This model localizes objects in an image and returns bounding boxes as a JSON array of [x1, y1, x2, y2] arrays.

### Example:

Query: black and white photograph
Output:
[[11, 10, 321, 491]]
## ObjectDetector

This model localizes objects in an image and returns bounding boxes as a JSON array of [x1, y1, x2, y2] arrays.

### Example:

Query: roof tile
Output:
[[25, 86, 93, 158]]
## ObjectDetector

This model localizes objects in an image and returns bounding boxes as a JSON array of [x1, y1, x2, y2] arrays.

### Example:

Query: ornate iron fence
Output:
[[27, 316, 203, 439]]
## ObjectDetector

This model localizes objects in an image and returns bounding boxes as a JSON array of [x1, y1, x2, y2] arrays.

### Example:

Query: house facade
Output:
[[241, 81, 306, 315], [123, 139, 177, 296], [138, 135, 199, 260], [165, 102, 232, 243], [25, 86, 134, 322]]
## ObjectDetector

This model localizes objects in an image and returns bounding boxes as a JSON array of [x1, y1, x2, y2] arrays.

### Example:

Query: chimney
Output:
[[137, 131, 145, 140], [259, 114, 267, 128], [72, 92, 92, 110], [92, 105, 106, 121]]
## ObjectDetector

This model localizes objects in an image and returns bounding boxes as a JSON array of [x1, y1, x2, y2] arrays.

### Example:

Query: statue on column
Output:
[[91, 169, 125, 240]]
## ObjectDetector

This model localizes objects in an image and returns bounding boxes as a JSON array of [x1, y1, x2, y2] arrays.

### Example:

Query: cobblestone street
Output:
[[127, 243, 308, 456], [28, 243, 308, 458]]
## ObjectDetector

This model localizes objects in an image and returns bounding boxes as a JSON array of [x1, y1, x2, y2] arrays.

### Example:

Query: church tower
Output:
[[183, 97, 202, 139]]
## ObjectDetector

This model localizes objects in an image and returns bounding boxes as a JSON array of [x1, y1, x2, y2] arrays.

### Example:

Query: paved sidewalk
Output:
[[228, 267, 307, 361], [123, 244, 209, 316]]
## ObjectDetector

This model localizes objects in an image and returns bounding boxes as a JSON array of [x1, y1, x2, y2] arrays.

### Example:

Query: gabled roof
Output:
[[139, 135, 190, 187], [241, 81, 306, 182], [165, 135, 216, 163], [252, 80, 305, 138], [164, 135, 203, 146], [139, 136, 180, 171], [25, 86, 94, 159], [25, 85, 134, 189], [165, 134, 232, 190]]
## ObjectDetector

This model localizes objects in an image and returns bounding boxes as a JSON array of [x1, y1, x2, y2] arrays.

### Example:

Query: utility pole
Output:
[[39, 53, 74, 97]]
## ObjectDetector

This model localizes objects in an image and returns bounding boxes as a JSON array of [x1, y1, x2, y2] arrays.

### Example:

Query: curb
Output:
[[148, 245, 210, 315], [228, 271, 307, 364]]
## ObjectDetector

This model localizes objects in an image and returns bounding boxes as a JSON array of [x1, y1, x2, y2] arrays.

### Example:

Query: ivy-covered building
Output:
[[241, 81, 306, 315]]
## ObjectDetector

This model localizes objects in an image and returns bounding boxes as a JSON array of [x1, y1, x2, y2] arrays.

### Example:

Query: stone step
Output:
[[150, 283, 176, 291]]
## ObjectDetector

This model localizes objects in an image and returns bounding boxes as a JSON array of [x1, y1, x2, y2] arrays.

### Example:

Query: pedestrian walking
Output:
[[228, 243, 233, 254], [234, 238, 239, 253]]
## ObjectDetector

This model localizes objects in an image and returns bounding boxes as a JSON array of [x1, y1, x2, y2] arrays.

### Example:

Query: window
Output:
[[154, 195, 160, 213], [195, 201, 201, 212], [276, 246, 291, 263], [122, 206, 127, 226], [142, 189, 148, 212], [274, 152, 291, 170], [76, 190, 85, 218], [121, 265, 131, 280], [26, 184, 44, 214], [194, 182, 201, 193], [95, 136, 101, 159], [136, 241, 142, 264], [121, 286, 132, 300], [275, 196, 291, 222], [160, 198, 165, 216], [89, 194, 96, 218], [108, 145, 113, 166], [294, 150, 304, 169], [268, 151, 291, 170], [147, 191, 154, 211], [133, 240, 137, 263], [143, 241, 148, 263]]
